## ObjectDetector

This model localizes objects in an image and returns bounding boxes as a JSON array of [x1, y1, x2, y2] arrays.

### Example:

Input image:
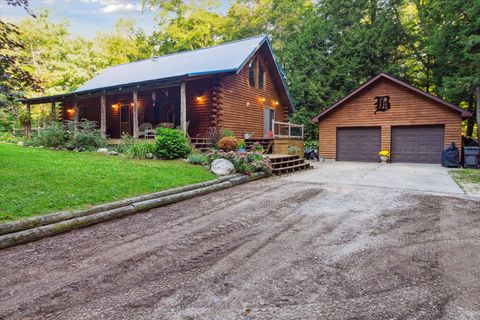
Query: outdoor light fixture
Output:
[[68, 108, 75, 114], [196, 96, 203, 102], [112, 103, 118, 109], [260, 97, 266, 103]]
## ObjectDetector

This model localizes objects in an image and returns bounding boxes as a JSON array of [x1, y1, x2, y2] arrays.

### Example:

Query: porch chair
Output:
[[176, 121, 190, 138], [138, 122, 153, 138]]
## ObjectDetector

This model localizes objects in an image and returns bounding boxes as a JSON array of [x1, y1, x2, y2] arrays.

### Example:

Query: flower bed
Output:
[[206, 149, 272, 175]]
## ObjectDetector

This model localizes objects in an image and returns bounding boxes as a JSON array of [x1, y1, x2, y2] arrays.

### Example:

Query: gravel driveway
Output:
[[1, 167, 479, 319]]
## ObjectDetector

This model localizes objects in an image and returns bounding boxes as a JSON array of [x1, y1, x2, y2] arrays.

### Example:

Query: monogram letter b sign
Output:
[[374, 96, 391, 114]]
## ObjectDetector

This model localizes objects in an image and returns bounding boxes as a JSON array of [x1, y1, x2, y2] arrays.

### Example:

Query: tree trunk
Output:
[[466, 97, 475, 137], [476, 86, 480, 140]]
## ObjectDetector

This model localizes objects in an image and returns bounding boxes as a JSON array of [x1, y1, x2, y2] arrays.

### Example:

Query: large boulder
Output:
[[97, 148, 109, 154], [211, 159, 235, 176], [145, 152, 155, 159]]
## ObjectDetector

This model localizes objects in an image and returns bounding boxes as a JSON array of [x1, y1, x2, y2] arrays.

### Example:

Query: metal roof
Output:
[[76, 35, 268, 92], [26, 35, 295, 111]]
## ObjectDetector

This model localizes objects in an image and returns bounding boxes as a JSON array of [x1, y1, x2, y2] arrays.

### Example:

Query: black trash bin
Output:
[[464, 146, 480, 168], [442, 142, 460, 167]]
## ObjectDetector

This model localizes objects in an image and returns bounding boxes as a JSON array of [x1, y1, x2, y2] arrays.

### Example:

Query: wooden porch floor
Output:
[[107, 138, 155, 145]]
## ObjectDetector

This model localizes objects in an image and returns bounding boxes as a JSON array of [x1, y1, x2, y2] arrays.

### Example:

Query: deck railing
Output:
[[271, 120, 304, 139]]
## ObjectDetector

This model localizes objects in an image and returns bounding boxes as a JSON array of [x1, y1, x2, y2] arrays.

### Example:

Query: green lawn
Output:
[[450, 169, 480, 195], [0, 144, 215, 223]]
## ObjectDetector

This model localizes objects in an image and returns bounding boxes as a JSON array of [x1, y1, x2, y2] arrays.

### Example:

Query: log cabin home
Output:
[[25, 35, 303, 153]]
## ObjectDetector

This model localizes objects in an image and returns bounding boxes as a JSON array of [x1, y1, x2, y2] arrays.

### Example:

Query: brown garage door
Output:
[[336, 127, 381, 162], [391, 125, 444, 163]]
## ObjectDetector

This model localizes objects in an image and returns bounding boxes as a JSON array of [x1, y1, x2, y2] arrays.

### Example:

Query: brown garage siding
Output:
[[318, 78, 462, 160]]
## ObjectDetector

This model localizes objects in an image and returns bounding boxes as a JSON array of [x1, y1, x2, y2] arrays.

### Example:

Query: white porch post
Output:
[[180, 81, 187, 134], [100, 93, 107, 137], [74, 97, 79, 133], [132, 89, 139, 138]]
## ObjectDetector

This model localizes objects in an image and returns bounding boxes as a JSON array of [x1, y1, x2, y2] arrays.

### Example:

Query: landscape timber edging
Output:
[[0, 172, 267, 250], [0, 173, 243, 237]]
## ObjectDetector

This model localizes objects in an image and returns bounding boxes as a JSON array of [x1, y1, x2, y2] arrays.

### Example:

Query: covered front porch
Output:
[[25, 78, 217, 139]]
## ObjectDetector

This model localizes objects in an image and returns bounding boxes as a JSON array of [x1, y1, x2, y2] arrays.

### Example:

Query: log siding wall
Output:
[[318, 78, 463, 160], [219, 53, 289, 138]]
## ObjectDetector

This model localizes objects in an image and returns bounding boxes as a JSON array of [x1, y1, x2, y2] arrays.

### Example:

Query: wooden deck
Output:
[[265, 154, 311, 175]]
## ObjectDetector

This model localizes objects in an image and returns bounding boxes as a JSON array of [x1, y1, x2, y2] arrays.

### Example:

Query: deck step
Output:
[[190, 138, 213, 151], [267, 154, 311, 175], [272, 162, 311, 175], [271, 158, 304, 168], [269, 155, 299, 163]]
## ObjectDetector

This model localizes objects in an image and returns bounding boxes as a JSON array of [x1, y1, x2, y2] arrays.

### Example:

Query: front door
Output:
[[263, 108, 275, 138], [120, 104, 130, 136]]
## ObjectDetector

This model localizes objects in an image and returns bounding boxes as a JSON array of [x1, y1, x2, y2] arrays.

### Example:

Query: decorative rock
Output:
[[145, 152, 155, 159], [211, 159, 235, 176], [17, 141, 24, 146], [108, 151, 119, 156], [97, 148, 109, 154]]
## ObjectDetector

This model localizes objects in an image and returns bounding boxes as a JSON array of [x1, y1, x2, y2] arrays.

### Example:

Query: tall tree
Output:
[[95, 18, 153, 65], [0, 0, 39, 108], [143, 0, 227, 54], [283, 0, 407, 113], [225, 0, 313, 51], [417, 0, 480, 138], [11, 11, 100, 95]]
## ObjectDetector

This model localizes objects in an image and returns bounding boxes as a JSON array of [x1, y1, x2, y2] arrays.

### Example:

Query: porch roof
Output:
[[25, 35, 295, 111]]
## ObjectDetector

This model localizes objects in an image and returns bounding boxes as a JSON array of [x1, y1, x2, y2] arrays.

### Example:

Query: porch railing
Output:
[[271, 120, 304, 139], [12, 127, 44, 137]]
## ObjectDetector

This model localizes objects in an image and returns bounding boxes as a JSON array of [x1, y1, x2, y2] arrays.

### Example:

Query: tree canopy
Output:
[[1, 0, 479, 137]]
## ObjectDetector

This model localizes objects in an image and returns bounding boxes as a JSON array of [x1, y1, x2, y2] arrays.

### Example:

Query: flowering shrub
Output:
[[218, 136, 238, 151], [378, 150, 391, 158], [251, 141, 264, 153], [206, 149, 272, 175], [237, 139, 246, 149]]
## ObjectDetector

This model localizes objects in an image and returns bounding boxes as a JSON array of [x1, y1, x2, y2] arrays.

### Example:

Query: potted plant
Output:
[[378, 150, 390, 163], [287, 145, 299, 155], [237, 139, 247, 152]]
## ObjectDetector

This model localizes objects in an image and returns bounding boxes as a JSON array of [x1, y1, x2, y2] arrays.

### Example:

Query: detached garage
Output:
[[312, 73, 472, 164]]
